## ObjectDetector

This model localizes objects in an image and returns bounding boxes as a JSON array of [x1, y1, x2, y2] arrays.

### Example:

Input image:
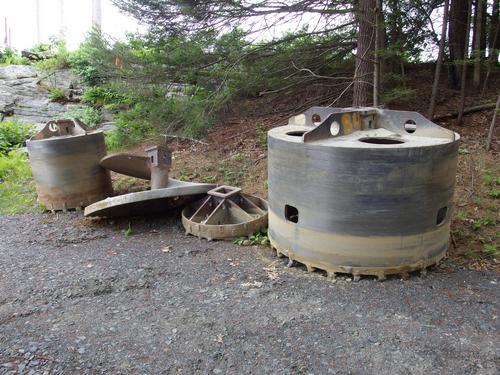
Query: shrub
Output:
[[48, 87, 67, 102], [0, 150, 41, 215], [0, 119, 36, 154], [60, 107, 101, 127], [105, 107, 155, 151], [0, 47, 29, 65], [31, 39, 74, 71], [81, 86, 130, 106], [69, 30, 111, 86]]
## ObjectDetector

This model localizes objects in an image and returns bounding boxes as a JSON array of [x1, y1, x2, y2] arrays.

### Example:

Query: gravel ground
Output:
[[0, 212, 498, 375]]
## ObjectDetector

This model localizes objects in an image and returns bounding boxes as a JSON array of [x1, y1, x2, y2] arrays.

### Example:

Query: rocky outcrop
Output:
[[0, 65, 83, 125]]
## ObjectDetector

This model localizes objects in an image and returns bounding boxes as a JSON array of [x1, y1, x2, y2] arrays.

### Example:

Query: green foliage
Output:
[[48, 87, 67, 102], [482, 172, 499, 186], [124, 222, 133, 236], [472, 216, 496, 231], [0, 150, 41, 215], [104, 100, 155, 151], [81, 86, 131, 106], [234, 229, 269, 246], [0, 119, 35, 155], [256, 123, 267, 149], [104, 89, 212, 150], [60, 107, 101, 127], [166, 95, 213, 139], [482, 244, 498, 258], [487, 188, 500, 199], [69, 28, 354, 146], [31, 39, 73, 71], [0, 47, 29, 65], [69, 30, 112, 86]]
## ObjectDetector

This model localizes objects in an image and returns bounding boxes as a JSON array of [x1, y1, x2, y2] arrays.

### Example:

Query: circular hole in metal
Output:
[[312, 113, 321, 124], [359, 137, 405, 145], [286, 131, 306, 137], [404, 119, 417, 133], [330, 121, 340, 136]]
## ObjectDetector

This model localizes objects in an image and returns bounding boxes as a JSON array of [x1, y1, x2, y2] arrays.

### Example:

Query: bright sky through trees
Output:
[[1, 0, 143, 50]]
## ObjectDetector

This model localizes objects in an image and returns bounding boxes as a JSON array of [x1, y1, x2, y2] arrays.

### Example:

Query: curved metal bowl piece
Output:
[[268, 107, 460, 279], [182, 185, 268, 240], [27, 119, 113, 211], [84, 179, 216, 218]]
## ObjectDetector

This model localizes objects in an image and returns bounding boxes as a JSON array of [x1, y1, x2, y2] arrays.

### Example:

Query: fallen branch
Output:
[[161, 134, 209, 145], [486, 93, 500, 151], [432, 102, 497, 121]]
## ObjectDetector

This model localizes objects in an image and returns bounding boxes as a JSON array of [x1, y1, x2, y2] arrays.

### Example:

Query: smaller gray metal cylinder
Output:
[[27, 119, 113, 210]]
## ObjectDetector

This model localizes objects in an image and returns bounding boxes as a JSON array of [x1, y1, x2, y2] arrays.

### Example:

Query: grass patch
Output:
[[48, 87, 67, 102], [0, 150, 42, 215]]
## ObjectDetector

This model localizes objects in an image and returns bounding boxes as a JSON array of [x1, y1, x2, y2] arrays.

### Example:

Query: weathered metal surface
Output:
[[100, 153, 150, 179], [100, 145, 172, 189], [84, 179, 216, 218], [27, 119, 112, 211], [182, 185, 268, 240], [267, 107, 460, 278]]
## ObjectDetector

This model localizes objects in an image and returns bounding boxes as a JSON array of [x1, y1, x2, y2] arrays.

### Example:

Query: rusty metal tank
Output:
[[27, 119, 113, 210], [267, 107, 460, 279]]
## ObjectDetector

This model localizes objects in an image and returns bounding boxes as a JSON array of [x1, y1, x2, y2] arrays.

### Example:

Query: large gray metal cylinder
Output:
[[27, 119, 113, 210], [267, 107, 460, 278]]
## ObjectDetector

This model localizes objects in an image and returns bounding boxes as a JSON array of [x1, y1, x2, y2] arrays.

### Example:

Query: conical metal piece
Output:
[[182, 186, 268, 240]]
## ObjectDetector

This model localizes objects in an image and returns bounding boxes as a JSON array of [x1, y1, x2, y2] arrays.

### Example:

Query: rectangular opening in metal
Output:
[[285, 204, 299, 223]]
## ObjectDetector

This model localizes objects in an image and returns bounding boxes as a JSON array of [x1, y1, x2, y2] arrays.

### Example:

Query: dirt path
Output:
[[0, 212, 498, 374]]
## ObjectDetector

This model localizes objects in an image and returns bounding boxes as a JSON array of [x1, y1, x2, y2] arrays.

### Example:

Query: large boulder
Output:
[[0, 65, 39, 80], [0, 65, 81, 125]]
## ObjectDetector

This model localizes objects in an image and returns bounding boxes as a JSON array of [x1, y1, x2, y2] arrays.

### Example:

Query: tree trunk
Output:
[[428, 0, 450, 119], [473, 0, 485, 88], [480, 0, 488, 56], [92, 0, 102, 31], [457, 0, 474, 125], [373, 0, 382, 107], [482, 2, 500, 95], [486, 92, 500, 150], [353, 0, 376, 106], [449, 0, 470, 88], [386, 0, 402, 74], [489, 0, 499, 64]]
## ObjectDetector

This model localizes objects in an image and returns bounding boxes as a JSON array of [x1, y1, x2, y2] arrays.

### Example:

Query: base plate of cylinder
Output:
[[84, 179, 216, 218], [182, 185, 268, 240]]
